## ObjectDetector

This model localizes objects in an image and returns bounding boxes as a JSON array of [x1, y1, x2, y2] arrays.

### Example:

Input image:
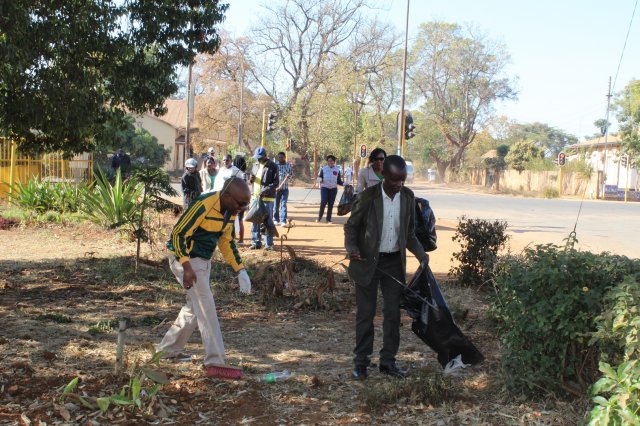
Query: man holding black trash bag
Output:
[[344, 155, 427, 379]]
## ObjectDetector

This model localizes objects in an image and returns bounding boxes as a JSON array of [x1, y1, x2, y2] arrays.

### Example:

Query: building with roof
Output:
[[566, 135, 638, 199]]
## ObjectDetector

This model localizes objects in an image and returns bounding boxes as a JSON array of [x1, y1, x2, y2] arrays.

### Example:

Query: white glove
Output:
[[238, 269, 252, 294]]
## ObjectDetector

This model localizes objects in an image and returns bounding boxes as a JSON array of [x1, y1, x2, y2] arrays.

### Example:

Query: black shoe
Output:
[[351, 365, 368, 380], [379, 363, 408, 378]]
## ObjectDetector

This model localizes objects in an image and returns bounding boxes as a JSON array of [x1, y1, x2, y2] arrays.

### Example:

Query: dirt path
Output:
[[0, 197, 577, 425]]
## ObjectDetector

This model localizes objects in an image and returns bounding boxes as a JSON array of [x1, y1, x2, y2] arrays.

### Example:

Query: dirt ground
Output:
[[0, 190, 583, 425]]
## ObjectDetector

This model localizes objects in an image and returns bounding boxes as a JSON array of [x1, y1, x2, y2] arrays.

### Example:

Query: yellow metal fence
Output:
[[0, 138, 94, 198]]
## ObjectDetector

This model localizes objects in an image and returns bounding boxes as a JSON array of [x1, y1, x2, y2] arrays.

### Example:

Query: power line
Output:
[[612, 0, 639, 93]]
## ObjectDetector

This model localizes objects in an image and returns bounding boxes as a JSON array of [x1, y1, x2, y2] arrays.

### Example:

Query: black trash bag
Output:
[[401, 262, 484, 368], [415, 197, 437, 252], [245, 198, 268, 224], [337, 184, 355, 216]]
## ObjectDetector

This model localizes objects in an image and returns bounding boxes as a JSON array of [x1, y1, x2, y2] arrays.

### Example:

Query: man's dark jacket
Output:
[[252, 159, 279, 198], [344, 182, 426, 286]]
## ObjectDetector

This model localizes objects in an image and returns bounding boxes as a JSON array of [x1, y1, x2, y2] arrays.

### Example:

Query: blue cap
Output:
[[253, 147, 267, 159]]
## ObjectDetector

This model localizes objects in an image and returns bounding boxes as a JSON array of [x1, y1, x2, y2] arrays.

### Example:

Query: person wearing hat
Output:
[[249, 147, 279, 249], [316, 154, 343, 223], [182, 158, 202, 209]]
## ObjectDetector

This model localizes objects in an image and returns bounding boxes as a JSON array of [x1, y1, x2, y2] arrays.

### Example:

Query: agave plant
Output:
[[7, 176, 57, 213], [80, 168, 143, 228]]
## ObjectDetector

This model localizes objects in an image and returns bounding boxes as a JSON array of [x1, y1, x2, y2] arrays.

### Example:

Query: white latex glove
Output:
[[238, 269, 252, 294]]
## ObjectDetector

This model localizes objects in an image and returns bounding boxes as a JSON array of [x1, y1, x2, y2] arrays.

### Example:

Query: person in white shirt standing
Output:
[[344, 155, 427, 380], [213, 154, 243, 192], [316, 154, 343, 223]]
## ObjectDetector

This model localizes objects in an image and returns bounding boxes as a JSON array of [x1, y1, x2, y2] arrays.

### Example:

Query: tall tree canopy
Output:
[[408, 22, 516, 179], [508, 122, 577, 157], [615, 79, 640, 167], [0, 0, 228, 155]]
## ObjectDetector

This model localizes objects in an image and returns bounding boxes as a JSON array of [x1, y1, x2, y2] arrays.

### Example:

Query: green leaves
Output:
[[449, 216, 509, 288], [589, 361, 640, 425], [79, 168, 142, 228], [1, 0, 228, 154], [491, 244, 640, 397]]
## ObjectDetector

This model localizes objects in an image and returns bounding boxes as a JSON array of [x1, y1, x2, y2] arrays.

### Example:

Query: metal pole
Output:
[[398, 0, 410, 157], [237, 59, 244, 149], [261, 108, 266, 148], [353, 100, 358, 180], [9, 140, 16, 193], [602, 77, 612, 198], [186, 61, 194, 162]]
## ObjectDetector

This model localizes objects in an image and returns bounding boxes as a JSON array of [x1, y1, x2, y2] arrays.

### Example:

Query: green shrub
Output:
[[587, 276, 640, 424], [491, 245, 640, 396], [588, 360, 640, 425], [450, 216, 509, 288], [79, 169, 142, 228], [7, 177, 90, 214], [541, 186, 559, 198]]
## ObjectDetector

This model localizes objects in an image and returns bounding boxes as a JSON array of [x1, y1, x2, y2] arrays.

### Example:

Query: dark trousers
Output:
[[318, 187, 338, 221], [353, 252, 404, 367]]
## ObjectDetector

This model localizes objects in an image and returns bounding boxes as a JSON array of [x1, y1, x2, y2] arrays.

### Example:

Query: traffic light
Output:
[[267, 111, 278, 131], [404, 111, 416, 140], [557, 152, 566, 166], [359, 144, 367, 158], [286, 138, 295, 151]]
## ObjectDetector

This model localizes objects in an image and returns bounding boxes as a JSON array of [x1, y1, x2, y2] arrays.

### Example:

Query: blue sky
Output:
[[221, 0, 639, 140]]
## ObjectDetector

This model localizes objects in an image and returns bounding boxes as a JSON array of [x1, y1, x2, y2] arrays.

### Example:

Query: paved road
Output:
[[171, 182, 639, 258], [285, 183, 639, 258]]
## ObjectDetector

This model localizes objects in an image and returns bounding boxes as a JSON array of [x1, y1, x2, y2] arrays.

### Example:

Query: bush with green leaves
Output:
[[80, 168, 143, 228], [449, 216, 509, 288], [491, 244, 640, 397], [587, 276, 640, 424], [7, 177, 89, 214]]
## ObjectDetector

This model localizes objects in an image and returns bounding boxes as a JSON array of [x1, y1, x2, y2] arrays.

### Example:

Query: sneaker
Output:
[[249, 243, 261, 250], [264, 245, 274, 251], [351, 365, 368, 380], [315, 219, 321, 223], [273, 221, 281, 226], [327, 220, 333, 224]]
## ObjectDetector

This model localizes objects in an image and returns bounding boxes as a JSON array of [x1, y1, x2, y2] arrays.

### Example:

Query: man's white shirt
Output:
[[379, 189, 401, 253]]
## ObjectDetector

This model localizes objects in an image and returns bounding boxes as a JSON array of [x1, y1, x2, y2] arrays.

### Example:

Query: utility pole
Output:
[[602, 77, 612, 199], [397, 0, 410, 157], [185, 61, 194, 163], [237, 55, 244, 150]]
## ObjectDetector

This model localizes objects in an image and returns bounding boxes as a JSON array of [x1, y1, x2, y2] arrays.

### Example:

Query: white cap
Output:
[[207, 147, 214, 154], [185, 158, 198, 168]]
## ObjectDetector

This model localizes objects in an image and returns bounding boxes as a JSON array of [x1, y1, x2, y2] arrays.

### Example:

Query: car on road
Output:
[[406, 161, 415, 183]]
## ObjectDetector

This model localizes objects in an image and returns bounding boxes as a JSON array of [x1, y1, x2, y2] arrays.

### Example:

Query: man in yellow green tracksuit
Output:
[[157, 178, 252, 375]]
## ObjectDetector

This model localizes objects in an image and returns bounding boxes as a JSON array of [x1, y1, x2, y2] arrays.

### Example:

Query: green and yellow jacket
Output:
[[167, 192, 243, 272]]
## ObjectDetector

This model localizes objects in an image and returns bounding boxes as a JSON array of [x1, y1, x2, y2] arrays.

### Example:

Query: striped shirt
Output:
[[167, 192, 243, 272], [276, 162, 293, 190]]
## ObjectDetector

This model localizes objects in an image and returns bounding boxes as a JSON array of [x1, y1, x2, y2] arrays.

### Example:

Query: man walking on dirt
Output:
[[157, 178, 252, 377], [249, 147, 279, 250], [344, 155, 427, 379]]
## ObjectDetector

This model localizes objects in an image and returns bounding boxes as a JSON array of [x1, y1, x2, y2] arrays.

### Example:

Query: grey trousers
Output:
[[157, 257, 225, 366], [353, 252, 404, 367]]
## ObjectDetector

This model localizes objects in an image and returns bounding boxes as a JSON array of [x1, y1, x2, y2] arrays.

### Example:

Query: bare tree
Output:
[[409, 22, 517, 179], [249, 0, 369, 174]]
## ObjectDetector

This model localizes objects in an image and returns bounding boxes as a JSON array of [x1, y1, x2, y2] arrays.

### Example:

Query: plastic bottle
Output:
[[260, 370, 291, 383]]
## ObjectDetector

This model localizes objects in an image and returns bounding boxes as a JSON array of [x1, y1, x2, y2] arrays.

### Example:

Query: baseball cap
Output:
[[253, 147, 267, 159], [185, 158, 198, 168]]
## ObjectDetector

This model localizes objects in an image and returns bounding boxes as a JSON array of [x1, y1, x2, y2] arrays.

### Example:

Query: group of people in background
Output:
[[162, 144, 417, 381]]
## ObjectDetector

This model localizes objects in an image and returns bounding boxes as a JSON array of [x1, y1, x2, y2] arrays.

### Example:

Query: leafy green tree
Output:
[[505, 139, 543, 172], [1, 0, 228, 155], [615, 79, 640, 177], [408, 22, 516, 179], [508, 122, 577, 157]]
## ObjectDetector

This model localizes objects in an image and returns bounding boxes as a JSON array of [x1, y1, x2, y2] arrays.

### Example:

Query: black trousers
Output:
[[353, 252, 404, 367], [318, 187, 337, 221]]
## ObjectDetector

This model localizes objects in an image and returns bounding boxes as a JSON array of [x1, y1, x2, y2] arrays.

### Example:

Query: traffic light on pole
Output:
[[404, 111, 415, 140], [557, 152, 566, 166], [267, 111, 278, 131]]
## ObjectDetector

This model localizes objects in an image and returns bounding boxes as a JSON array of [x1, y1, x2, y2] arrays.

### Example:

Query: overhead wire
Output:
[[570, 0, 638, 240]]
